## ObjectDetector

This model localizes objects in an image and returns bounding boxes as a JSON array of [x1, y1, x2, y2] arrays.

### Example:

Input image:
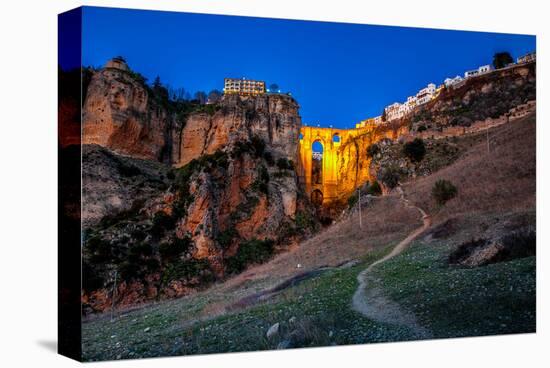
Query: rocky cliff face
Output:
[[174, 93, 301, 167], [407, 62, 536, 132], [329, 122, 408, 202], [81, 61, 316, 313], [83, 66, 175, 162], [82, 62, 301, 168], [335, 62, 536, 199]]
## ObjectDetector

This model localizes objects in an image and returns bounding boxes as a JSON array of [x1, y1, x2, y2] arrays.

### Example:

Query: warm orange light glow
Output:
[[298, 122, 408, 204]]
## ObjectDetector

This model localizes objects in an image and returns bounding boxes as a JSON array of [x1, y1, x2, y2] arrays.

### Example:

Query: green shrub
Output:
[[116, 160, 141, 177], [144, 258, 161, 273], [231, 136, 265, 159], [151, 211, 176, 238], [276, 158, 294, 170], [252, 165, 270, 194], [159, 236, 192, 262], [432, 179, 458, 205], [130, 228, 147, 242], [129, 243, 153, 257], [230, 195, 260, 222], [379, 166, 402, 189], [161, 259, 213, 285], [209, 150, 229, 170], [199, 103, 219, 116], [403, 138, 426, 162], [216, 228, 239, 249], [366, 180, 382, 196], [295, 211, 315, 232], [251, 135, 266, 157], [118, 260, 142, 281], [98, 199, 145, 229], [366, 144, 380, 158], [172, 156, 214, 218], [347, 193, 358, 208], [86, 236, 113, 264], [231, 141, 252, 158], [82, 260, 105, 291], [225, 238, 275, 274], [412, 109, 433, 123], [263, 151, 274, 166]]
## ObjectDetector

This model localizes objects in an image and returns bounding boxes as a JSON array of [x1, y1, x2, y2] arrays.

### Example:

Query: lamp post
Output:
[[110, 270, 118, 322], [486, 119, 490, 154], [357, 188, 362, 229]]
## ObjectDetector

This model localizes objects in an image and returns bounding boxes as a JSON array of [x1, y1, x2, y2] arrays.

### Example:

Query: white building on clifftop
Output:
[[444, 75, 463, 88], [464, 64, 493, 78], [223, 78, 266, 96], [385, 102, 404, 121], [415, 83, 436, 105]]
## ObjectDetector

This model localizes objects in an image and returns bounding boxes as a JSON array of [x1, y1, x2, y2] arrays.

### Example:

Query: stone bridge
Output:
[[297, 122, 406, 205]]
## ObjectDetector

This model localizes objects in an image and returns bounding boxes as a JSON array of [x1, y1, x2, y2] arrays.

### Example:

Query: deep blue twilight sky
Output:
[[78, 6, 535, 129]]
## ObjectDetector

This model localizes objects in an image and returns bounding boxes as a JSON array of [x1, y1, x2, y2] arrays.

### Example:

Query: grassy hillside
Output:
[[371, 217, 535, 339], [404, 112, 535, 218], [82, 112, 535, 361]]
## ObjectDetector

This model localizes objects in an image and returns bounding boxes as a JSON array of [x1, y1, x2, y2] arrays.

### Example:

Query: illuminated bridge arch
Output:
[[297, 122, 409, 205], [298, 126, 347, 204]]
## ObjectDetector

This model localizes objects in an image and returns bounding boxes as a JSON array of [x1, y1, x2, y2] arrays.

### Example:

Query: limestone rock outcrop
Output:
[[406, 62, 536, 132], [83, 61, 175, 162], [80, 60, 314, 312], [173, 93, 300, 166], [297, 62, 536, 205], [82, 59, 301, 168]]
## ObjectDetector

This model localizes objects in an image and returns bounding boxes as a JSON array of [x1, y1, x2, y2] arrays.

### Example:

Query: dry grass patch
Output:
[[404, 113, 535, 220]]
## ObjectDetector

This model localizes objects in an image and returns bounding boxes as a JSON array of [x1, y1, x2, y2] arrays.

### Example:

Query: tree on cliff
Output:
[[153, 76, 162, 89], [194, 91, 207, 104], [493, 52, 513, 69], [152, 76, 169, 101], [168, 86, 188, 102], [207, 89, 223, 104], [403, 138, 426, 162], [269, 83, 279, 92], [381, 108, 387, 122]]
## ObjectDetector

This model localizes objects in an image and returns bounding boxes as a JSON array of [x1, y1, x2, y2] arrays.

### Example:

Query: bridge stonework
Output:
[[297, 122, 408, 205]]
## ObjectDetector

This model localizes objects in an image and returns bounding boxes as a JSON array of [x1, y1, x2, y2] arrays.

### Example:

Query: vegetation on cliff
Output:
[[408, 62, 535, 131], [82, 140, 318, 313], [82, 113, 536, 360], [79, 58, 535, 321]]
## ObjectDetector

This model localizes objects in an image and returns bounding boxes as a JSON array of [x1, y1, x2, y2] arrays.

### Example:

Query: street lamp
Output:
[[357, 188, 362, 229]]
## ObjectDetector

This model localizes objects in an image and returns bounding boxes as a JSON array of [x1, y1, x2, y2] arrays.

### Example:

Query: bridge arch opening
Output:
[[312, 140, 323, 185], [332, 134, 341, 144], [311, 189, 323, 206]]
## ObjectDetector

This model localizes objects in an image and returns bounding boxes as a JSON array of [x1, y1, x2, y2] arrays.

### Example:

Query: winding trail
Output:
[[352, 186, 432, 338]]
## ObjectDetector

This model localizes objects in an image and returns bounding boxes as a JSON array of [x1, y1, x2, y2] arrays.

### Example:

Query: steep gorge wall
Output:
[[82, 65, 301, 168], [324, 62, 536, 201], [80, 63, 314, 312], [406, 62, 536, 132], [83, 67, 175, 162], [335, 122, 408, 197], [174, 93, 301, 167]]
